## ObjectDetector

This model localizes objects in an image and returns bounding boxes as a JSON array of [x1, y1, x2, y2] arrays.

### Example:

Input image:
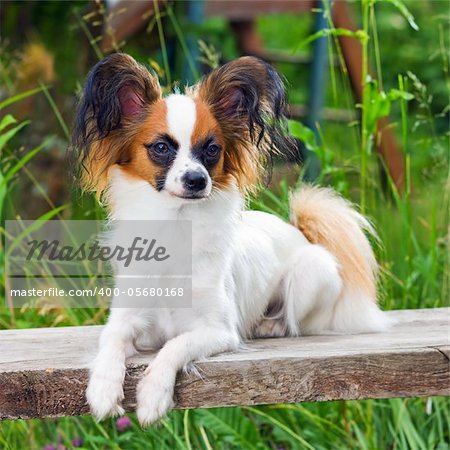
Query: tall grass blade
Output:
[[0, 86, 47, 110]]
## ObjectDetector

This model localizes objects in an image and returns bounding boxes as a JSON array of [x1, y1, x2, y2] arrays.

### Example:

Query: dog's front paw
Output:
[[86, 371, 125, 420], [136, 369, 175, 427]]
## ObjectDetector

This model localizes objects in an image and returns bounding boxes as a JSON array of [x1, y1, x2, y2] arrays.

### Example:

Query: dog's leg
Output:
[[87, 308, 147, 420], [136, 326, 238, 426], [280, 244, 343, 335]]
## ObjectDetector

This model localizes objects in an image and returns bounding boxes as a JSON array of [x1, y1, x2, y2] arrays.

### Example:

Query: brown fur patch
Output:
[[193, 56, 294, 192], [192, 99, 221, 143], [79, 131, 133, 199], [194, 93, 260, 191], [120, 100, 169, 190], [80, 100, 170, 197], [290, 186, 378, 300], [191, 99, 233, 189], [72, 53, 163, 197]]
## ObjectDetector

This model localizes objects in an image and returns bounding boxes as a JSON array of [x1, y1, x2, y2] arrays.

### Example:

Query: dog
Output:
[[71, 53, 391, 426]]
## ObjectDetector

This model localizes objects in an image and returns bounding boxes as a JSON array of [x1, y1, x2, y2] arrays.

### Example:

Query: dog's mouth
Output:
[[166, 191, 209, 201]]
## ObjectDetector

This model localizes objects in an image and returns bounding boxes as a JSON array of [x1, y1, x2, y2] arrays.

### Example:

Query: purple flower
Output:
[[42, 445, 56, 450], [71, 437, 83, 448], [116, 415, 132, 432]]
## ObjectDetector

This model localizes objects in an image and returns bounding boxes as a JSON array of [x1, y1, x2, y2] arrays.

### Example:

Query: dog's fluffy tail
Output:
[[289, 185, 391, 333]]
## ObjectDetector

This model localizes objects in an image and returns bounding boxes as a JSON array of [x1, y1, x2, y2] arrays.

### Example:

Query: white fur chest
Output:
[[107, 168, 242, 340]]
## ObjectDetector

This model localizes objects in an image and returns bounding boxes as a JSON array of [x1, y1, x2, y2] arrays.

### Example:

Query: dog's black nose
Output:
[[182, 170, 207, 192]]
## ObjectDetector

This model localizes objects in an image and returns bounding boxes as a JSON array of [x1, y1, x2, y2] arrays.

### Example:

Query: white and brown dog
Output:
[[72, 53, 390, 426]]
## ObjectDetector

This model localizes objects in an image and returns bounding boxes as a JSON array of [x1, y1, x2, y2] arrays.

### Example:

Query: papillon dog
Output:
[[72, 53, 390, 426]]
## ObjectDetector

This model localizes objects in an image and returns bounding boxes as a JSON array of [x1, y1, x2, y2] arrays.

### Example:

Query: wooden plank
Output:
[[100, 1, 166, 53], [0, 308, 448, 420], [205, 1, 314, 20], [289, 104, 357, 122]]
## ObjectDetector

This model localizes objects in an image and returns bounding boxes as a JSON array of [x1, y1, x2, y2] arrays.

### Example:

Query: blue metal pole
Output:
[[183, 0, 205, 85], [305, 0, 330, 181]]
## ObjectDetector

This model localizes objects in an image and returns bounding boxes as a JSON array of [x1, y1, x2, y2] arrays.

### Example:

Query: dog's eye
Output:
[[145, 135, 179, 163], [154, 142, 169, 155], [206, 144, 220, 158], [145, 141, 170, 156]]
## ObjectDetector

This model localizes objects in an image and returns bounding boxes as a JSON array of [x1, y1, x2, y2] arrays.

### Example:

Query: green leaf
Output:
[[288, 120, 318, 152], [0, 86, 47, 110], [0, 170, 6, 221], [244, 406, 316, 450], [196, 409, 261, 450], [1, 138, 53, 189], [6, 205, 68, 258], [387, 88, 414, 101], [363, 80, 392, 133], [377, 92, 392, 117], [297, 28, 368, 50], [378, 0, 419, 31], [0, 120, 30, 152], [0, 114, 17, 132], [40, 83, 70, 139]]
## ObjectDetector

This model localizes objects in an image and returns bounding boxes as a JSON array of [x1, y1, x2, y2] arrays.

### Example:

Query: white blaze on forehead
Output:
[[165, 94, 196, 148], [163, 94, 212, 197]]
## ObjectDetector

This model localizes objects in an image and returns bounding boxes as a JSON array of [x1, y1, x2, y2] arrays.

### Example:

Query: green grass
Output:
[[1, 399, 448, 450], [1, 0, 449, 448]]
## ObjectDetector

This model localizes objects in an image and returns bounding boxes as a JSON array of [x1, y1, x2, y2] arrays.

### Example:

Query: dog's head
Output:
[[71, 53, 295, 201]]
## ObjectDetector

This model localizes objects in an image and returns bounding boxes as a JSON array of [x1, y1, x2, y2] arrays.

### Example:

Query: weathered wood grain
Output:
[[0, 308, 449, 420]]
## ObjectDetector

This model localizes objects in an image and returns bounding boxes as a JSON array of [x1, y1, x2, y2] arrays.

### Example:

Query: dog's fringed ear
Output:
[[73, 53, 161, 149], [71, 53, 161, 194], [195, 57, 297, 189]]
